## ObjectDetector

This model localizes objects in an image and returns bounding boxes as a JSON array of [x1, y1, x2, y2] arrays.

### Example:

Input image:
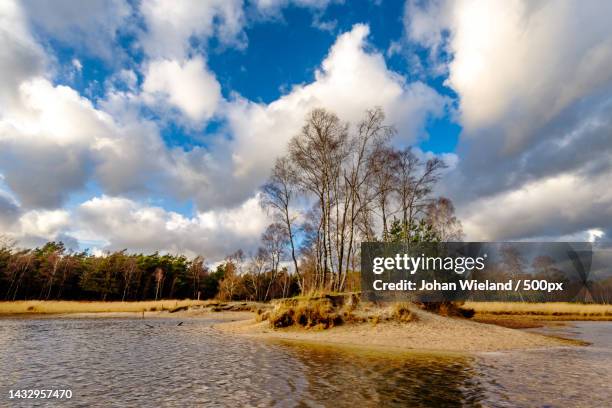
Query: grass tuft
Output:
[[268, 298, 343, 329], [392, 302, 416, 322]]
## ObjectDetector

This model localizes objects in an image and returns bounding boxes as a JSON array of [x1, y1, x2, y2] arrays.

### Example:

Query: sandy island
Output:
[[209, 307, 583, 353]]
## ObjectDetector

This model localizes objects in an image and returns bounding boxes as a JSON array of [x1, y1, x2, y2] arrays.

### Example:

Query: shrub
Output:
[[415, 301, 471, 318], [392, 302, 416, 322]]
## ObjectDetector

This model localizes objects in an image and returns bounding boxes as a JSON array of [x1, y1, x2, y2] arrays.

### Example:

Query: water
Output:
[[1, 318, 610, 407]]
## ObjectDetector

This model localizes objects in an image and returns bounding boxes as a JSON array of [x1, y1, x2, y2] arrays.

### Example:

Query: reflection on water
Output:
[[1, 318, 611, 407], [282, 345, 484, 407]]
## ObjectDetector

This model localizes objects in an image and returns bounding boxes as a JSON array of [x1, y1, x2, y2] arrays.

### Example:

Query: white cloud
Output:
[[75, 195, 269, 259], [21, 0, 131, 61], [100, 23, 448, 211], [406, 0, 612, 148], [0, 79, 107, 207], [405, 0, 612, 242], [17, 209, 71, 239], [1, 189, 271, 260], [0, 0, 47, 108], [253, 0, 339, 18], [71, 59, 82, 72], [142, 57, 222, 122], [0, 75, 182, 208], [139, 0, 245, 59], [460, 173, 612, 241]]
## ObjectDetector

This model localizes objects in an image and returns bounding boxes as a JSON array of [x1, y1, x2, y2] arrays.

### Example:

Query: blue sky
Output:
[[1, 0, 611, 259], [46, 0, 458, 156]]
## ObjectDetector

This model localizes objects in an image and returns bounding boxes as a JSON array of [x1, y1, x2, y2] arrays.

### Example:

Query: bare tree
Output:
[[188, 256, 206, 299], [368, 146, 400, 241], [154, 267, 163, 301], [337, 107, 394, 288], [261, 158, 302, 289], [245, 248, 267, 301], [261, 223, 288, 300], [121, 256, 137, 301], [396, 150, 447, 239], [396, 147, 418, 234], [426, 197, 464, 241], [288, 108, 349, 288]]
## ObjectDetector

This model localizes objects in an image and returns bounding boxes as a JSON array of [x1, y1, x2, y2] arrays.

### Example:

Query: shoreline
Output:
[[0, 300, 603, 354]]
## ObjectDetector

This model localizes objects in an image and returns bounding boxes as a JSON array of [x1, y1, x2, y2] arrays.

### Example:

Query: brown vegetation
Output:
[[261, 294, 417, 329], [464, 301, 612, 318], [464, 301, 612, 328]]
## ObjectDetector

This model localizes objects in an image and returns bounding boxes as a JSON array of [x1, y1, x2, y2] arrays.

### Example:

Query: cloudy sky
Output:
[[1, 0, 611, 259]]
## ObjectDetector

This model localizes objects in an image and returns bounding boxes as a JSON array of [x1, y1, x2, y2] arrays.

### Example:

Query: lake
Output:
[[1, 317, 611, 407]]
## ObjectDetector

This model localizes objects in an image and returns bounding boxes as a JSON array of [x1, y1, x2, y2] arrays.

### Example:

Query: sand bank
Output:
[[213, 307, 583, 353]]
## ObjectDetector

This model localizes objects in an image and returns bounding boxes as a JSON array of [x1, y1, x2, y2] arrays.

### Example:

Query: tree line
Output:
[[0, 239, 300, 301], [0, 107, 461, 301]]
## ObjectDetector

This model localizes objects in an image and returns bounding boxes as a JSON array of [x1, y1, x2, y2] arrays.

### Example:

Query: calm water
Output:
[[0, 317, 610, 407]]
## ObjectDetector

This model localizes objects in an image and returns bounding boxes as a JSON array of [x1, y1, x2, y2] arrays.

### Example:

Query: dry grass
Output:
[[268, 298, 343, 329], [392, 302, 416, 322], [0, 300, 207, 315], [464, 301, 612, 318], [264, 295, 418, 329]]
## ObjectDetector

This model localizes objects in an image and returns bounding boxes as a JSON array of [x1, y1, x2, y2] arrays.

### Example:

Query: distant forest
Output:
[[1, 107, 463, 301], [0, 241, 300, 301]]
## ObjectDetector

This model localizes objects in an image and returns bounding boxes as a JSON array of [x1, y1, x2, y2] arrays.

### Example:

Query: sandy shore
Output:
[[212, 307, 583, 353]]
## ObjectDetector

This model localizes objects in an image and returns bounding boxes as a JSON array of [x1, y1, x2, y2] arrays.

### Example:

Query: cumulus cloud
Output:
[[103, 23, 448, 211], [407, 0, 612, 145], [75, 195, 269, 259], [460, 173, 612, 241], [0, 206, 79, 249], [139, 0, 245, 59], [405, 0, 612, 242], [0, 79, 104, 208], [0, 0, 47, 108], [108, 23, 444, 210], [0, 75, 178, 208], [134, 1, 239, 124], [142, 57, 222, 122], [17, 209, 71, 240]]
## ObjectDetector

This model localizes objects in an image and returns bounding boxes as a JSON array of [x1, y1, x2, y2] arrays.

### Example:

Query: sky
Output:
[[1, 0, 611, 260]]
